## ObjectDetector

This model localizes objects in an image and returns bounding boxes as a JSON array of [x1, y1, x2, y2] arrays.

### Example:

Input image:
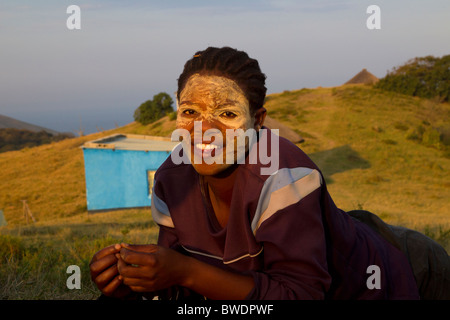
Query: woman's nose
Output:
[[201, 118, 216, 132], [193, 119, 221, 142]]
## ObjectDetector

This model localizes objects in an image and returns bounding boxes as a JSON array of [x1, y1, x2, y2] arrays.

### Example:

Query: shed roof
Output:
[[344, 68, 379, 85], [82, 134, 179, 152]]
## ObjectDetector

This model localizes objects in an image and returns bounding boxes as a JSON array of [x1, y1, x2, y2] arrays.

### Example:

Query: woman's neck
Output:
[[203, 165, 238, 201], [202, 164, 239, 227]]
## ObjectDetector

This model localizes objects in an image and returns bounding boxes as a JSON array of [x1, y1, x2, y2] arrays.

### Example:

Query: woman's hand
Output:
[[89, 244, 133, 298], [116, 243, 189, 293], [116, 243, 254, 299]]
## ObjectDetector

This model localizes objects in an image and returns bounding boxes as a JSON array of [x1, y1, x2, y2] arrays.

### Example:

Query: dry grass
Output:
[[0, 209, 158, 299], [1, 84, 449, 299], [265, 85, 449, 240]]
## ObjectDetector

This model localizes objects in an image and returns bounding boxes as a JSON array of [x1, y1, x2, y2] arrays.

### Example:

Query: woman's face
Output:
[[176, 74, 257, 176]]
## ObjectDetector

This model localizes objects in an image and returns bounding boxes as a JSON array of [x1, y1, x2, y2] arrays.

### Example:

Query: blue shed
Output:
[[82, 133, 179, 212]]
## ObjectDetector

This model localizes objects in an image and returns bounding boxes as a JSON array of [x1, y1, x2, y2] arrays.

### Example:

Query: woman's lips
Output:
[[195, 143, 221, 151], [192, 143, 223, 159]]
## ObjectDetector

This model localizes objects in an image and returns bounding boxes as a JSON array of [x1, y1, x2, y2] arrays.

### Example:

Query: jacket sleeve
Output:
[[151, 174, 201, 300], [246, 167, 332, 299]]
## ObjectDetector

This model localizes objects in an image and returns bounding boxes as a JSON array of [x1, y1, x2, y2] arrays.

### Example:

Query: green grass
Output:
[[265, 84, 450, 246], [0, 209, 158, 299], [0, 83, 449, 299]]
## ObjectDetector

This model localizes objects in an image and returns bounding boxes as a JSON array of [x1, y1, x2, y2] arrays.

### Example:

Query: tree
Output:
[[375, 55, 450, 102], [134, 92, 174, 125]]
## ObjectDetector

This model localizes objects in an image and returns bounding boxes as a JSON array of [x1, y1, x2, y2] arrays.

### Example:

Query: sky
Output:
[[1, 0, 449, 134]]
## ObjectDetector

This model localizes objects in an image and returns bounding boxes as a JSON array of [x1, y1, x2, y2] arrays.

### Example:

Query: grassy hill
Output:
[[0, 114, 60, 135], [265, 85, 449, 231], [0, 84, 449, 299]]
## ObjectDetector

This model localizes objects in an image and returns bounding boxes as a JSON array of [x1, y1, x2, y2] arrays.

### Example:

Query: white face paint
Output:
[[176, 74, 256, 175], [177, 74, 253, 130]]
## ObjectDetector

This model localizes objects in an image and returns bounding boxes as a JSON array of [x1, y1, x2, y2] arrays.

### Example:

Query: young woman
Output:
[[90, 47, 449, 300]]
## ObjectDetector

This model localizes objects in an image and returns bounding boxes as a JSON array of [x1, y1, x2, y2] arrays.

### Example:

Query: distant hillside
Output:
[[0, 128, 74, 153], [0, 84, 448, 250], [0, 114, 75, 153], [0, 114, 59, 135]]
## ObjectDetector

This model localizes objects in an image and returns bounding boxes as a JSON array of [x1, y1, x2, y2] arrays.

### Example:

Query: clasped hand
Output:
[[90, 243, 187, 298]]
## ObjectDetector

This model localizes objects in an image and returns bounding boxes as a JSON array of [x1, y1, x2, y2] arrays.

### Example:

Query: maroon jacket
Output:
[[151, 128, 420, 299]]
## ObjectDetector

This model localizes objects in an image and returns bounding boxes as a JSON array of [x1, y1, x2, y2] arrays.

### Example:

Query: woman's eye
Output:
[[220, 111, 237, 118], [182, 109, 197, 116]]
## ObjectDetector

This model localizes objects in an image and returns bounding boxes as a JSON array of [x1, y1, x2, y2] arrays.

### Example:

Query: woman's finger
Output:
[[94, 263, 119, 288], [119, 247, 157, 267], [101, 275, 124, 297], [90, 244, 121, 264], [117, 253, 154, 279], [120, 243, 159, 254], [90, 253, 118, 279]]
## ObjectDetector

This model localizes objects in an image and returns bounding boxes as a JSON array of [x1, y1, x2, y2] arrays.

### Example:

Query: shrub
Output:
[[406, 125, 425, 141], [375, 55, 450, 102], [134, 92, 174, 125], [168, 111, 177, 121], [422, 127, 442, 149]]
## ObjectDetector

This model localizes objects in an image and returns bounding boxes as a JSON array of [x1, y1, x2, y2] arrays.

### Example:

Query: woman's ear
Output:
[[254, 107, 267, 131]]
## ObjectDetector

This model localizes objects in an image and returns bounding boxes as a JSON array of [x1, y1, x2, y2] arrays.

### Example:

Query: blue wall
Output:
[[83, 148, 171, 211]]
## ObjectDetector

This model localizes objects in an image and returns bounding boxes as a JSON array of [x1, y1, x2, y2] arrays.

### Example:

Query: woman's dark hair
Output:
[[177, 47, 267, 114]]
